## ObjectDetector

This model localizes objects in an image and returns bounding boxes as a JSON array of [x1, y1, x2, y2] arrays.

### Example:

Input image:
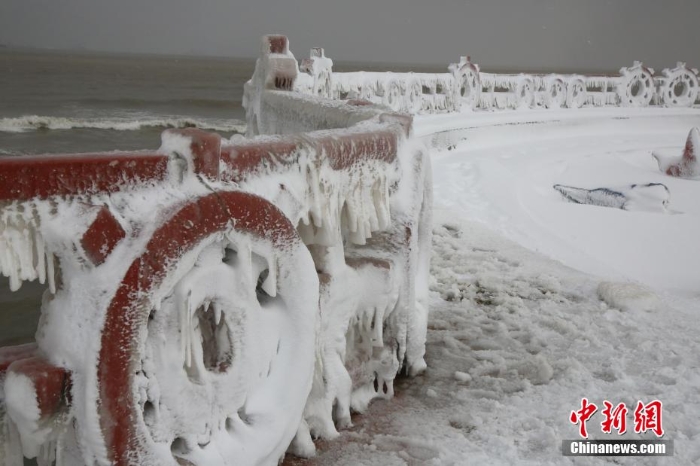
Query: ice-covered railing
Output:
[[0, 34, 432, 466], [291, 44, 699, 112]]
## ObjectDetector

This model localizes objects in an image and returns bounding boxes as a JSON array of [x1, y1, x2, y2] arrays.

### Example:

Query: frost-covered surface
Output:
[[288, 108, 700, 465], [478, 73, 621, 110], [0, 132, 321, 464], [3, 369, 57, 461], [6, 34, 700, 465], [223, 125, 433, 456], [0, 96, 432, 464], [294, 50, 699, 114], [243, 38, 386, 136], [330, 71, 460, 114], [243, 35, 302, 136], [288, 210, 700, 465], [659, 63, 700, 108], [256, 91, 384, 135], [297, 48, 334, 99], [425, 108, 700, 292]]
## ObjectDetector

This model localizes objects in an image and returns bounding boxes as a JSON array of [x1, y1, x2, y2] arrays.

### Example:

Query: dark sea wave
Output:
[[0, 115, 246, 134], [78, 97, 242, 110]]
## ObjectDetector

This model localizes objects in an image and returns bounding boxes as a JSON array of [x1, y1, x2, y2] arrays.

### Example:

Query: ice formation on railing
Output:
[[330, 71, 459, 113], [238, 39, 432, 458], [298, 47, 334, 99], [659, 63, 699, 107], [0, 201, 115, 293], [0, 33, 432, 466], [222, 126, 401, 248], [290, 44, 699, 113], [0, 209, 53, 293]]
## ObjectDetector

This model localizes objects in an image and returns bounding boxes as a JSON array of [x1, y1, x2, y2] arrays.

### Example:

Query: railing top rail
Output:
[[0, 151, 169, 202]]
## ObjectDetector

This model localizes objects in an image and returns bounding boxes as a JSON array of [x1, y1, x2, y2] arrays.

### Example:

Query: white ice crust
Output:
[[289, 49, 699, 114], [2, 48, 433, 465]]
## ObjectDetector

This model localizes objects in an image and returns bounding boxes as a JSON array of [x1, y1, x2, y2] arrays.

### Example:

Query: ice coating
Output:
[[0, 36, 433, 464], [660, 62, 700, 107], [219, 124, 432, 455], [330, 71, 461, 113], [9, 159, 317, 465], [298, 47, 334, 99], [3, 30, 698, 466], [256, 91, 385, 135], [288, 47, 699, 113], [0, 201, 109, 293], [223, 128, 400, 247]]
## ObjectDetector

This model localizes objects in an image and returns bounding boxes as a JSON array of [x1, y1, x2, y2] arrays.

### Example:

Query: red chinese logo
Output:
[[570, 399, 664, 438], [570, 398, 598, 439], [634, 400, 664, 437], [601, 401, 628, 435]]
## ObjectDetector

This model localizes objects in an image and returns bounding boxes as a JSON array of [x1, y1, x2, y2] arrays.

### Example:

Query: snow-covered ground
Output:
[[423, 108, 700, 295], [285, 108, 700, 465]]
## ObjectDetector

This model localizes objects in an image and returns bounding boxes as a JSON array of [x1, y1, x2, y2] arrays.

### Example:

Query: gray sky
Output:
[[1, 0, 698, 72]]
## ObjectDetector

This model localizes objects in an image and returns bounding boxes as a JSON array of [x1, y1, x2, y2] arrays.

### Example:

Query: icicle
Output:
[[300, 209, 310, 226], [364, 183, 379, 232], [362, 311, 372, 334], [373, 177, 389, 230], [37, 439, 56, 466], [211, 302, 221, 325], [55, 434, 64, 466], [372, 305, 386, 347], [182, 290, 193, 368], [36, 231, 46, 285], [8, 263, 20, 292], [46, 252, 56, 294], [345, 195, 359, 234], [306, 165, 323, 225], [261, 254, 277, 297]]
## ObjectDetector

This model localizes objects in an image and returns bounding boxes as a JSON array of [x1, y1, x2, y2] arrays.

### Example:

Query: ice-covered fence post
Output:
[[300, 47, 334, 99], [566, 76, 587, 108], [541, 76, 567, 108], [449, 56, 481, 110], [1, 344, 39, 464], [243, 35, 300, 136], [4, 356, 71, 460], [659, 62, 699, 107], [618, 61, 655, 107]]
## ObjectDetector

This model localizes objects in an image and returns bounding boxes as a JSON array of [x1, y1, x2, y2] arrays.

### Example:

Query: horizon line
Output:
[[0, 43, 625, 76]]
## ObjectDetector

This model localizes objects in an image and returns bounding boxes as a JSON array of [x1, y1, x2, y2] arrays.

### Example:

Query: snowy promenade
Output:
[[289, 108, 700, 465]]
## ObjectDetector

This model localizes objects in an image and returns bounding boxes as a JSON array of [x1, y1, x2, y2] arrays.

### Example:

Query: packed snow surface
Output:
[[290, 108, 700, 465], [423, 108, 700, 294]]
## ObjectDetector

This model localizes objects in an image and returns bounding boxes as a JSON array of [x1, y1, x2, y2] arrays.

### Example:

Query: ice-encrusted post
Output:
[[659, 62, 699, 107], [449, 55, 481, 111], [300, 47, 334, 99], [618, 61, 655, 107], [243, 35, 300, 136]]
